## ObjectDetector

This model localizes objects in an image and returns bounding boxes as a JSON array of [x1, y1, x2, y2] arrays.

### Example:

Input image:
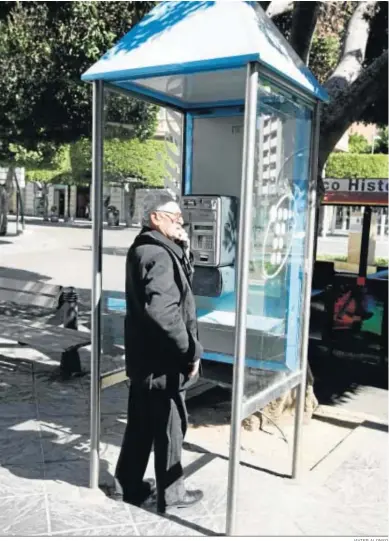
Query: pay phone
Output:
[[182, 195, 238, 297], [182, 195, 237, 267]]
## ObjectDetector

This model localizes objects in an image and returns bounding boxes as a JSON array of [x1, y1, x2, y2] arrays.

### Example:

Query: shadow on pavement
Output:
[[7, 216, 136, 232], [310, 342, 388, 409], [0, 361, 220, 536], [73, 246, 130, 257]]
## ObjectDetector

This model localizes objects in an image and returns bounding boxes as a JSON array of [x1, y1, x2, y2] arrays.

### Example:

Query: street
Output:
[[3, 220, 387, 293], [1, 221, 137, 293], [318, 233, 388, 259]]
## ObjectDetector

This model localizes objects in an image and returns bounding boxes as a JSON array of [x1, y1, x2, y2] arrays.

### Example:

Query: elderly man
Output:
[[112, 191, 203, 513]]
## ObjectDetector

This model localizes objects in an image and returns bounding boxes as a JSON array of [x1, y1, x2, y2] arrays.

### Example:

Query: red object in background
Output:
[[323, 192, 387, 206], [333, 290, 362, 329]]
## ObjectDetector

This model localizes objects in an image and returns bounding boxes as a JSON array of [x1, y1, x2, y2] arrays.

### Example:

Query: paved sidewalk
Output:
[[1, 221, 388, 536], [0, 228, 60, 257], [0, 352, 387, 537]]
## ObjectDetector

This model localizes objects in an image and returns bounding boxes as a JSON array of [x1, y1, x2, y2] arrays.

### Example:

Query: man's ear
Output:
[[150, 211, 159, 226]]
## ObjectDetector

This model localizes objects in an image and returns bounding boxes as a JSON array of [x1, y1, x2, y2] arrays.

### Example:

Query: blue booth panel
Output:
[[185, 79, 313, 377]]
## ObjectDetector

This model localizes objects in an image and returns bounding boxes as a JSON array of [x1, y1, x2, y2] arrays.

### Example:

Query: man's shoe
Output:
[[103, 478, 156, 506], [158, 490, 204, 513], [125, 478, 157, 506]]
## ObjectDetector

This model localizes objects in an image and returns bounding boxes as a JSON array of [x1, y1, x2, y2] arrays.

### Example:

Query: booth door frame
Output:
[[223, 63, 321, 534]]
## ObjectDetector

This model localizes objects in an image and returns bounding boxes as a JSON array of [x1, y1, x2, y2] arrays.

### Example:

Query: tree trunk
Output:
[[0, 165, 17, 236], [66, 185, 71, 221], [12, 167, 25, 232], [289, 2, 321, 64], [0, 185, 9, 236], [42, 185, 49, 221], [124, 187, 131, 227]]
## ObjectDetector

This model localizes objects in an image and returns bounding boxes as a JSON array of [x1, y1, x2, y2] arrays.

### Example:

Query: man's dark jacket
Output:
[[124, 228, 203, 390]]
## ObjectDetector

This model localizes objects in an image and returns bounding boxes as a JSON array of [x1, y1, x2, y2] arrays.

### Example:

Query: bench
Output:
[[0, 276, 91, 377]]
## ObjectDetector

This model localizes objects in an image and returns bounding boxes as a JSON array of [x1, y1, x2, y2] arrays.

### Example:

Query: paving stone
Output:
[[47, 492, 132, 534], [0, 422, 43, 466], [135, 514, 205, 536], [43, 460, 112, 496], [0, 371, 35, 404], [54, 524, 138, 536], [0, 463, 45, 498], [0, 403, 38, 419], [0, 495, 48, 536]]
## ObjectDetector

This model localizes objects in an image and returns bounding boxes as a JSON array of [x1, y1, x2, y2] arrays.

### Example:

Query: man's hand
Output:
[[188, 359, 200, 379], [173, 226, 191, 258]]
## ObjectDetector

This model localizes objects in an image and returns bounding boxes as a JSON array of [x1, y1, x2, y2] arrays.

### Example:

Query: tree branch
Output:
[[265, 0, 293, 19], [289, 2, 321, 64], [325, 1, 379, 96], [320, 49, 388, 167]]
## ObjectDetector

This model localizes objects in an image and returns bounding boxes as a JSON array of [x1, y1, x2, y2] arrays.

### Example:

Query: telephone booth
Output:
[[82, 1, 328, 534]]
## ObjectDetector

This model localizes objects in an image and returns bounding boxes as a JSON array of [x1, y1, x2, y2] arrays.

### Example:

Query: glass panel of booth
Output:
[[101, 88, 184, 383], [99, 80, 315, 396], [187, 77, 314, 386], [243, 78, 313, 397]]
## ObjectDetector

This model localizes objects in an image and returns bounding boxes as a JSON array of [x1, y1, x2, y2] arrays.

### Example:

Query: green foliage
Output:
[[309, 35, 340, 84], [17, 135, 172, 187], [375, 257, 389, 267], [23, 144, 72, 185], [25, 168, 70, 185], [326, 153, 388, 178], [71, 138, 172, 187], [348, 134, 370, 154], [0, 1, 157, 160], [0, 0, 387, 165], [374, 127, 389, 154], [317, 254, 347, 262], [0, 142, 72, 184], [8, 143, 59, 167]]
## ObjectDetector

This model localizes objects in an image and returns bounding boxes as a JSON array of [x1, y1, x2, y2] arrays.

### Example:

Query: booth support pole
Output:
[[359, 206, 372, 280], [90, 80, 104, 489], [292, 103, 321, 480], [226, 62, 259, 536]]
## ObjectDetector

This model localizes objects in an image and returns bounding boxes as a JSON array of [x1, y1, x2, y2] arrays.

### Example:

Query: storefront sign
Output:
[[324, 178, 388, 205]]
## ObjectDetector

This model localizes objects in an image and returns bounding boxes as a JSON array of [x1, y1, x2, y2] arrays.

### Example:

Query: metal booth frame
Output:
[[89, 59, 322, 535]]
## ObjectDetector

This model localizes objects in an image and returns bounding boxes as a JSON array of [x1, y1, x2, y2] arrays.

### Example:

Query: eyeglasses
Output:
[[156, 210, 184, 224]]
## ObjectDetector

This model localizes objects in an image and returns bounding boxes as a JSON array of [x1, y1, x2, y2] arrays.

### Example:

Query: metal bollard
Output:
[[60, 287, 82, 377], [63, 287, 79, 330]]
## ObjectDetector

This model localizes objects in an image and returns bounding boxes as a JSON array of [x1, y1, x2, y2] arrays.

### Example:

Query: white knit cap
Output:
[[142, 190, 181, 226]]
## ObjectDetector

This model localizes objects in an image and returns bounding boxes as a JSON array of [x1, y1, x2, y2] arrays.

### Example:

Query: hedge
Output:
[[71, 137, 174, 187], [25, 169, 72, 184], [326, 153, 388, 178], [23, 144, 71, 185], [22, 137, 175, 187]]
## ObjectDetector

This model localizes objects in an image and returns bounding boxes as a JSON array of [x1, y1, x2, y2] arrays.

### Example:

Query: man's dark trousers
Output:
[[115, 383, 188, 509]]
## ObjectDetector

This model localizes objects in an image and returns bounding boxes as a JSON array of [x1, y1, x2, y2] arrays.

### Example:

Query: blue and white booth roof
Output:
[[82, 1, 329, 109]]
